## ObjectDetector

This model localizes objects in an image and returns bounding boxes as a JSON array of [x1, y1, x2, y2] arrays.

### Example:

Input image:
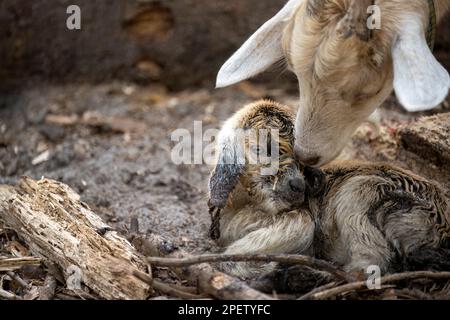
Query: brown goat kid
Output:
[[217, 0, 450, 167], [208, 100, 450, 280]]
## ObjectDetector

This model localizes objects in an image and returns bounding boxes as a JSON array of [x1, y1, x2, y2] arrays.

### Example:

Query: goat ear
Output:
[[208, 127, 245, 209], [392, 18, 450, 112], [216, 0, 303, 88]]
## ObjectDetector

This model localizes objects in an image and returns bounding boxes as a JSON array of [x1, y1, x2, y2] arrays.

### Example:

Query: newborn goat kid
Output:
[[208, 101, 320, 278], [208, 100, 450, 280]]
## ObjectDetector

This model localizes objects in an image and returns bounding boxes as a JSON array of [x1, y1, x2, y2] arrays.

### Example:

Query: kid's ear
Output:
[[208, 129, 245, 209], [208, 126, 246, 240], [208, 163, 244, 209], [216, 0, 303, 88]]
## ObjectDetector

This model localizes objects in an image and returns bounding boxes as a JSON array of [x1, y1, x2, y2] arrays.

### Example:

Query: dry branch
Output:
[[0, 257, 41, 272], [152, 279, 206, 300], [394, 288, 434, 300], [146, 253, 354, 282], [134, 271, 205, 300], [131, 233, 273, 300], [310, 271, 450, 300], [0, 288, 22, 300], [0, 177, 151, 300], [45, 112, 147, 134], [133, 269, 206, 299], [6, 271, 29, 288], [298, 282, 339, 300]]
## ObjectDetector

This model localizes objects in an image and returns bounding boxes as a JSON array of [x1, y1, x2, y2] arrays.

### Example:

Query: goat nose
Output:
[[289, 178, 305, 194]]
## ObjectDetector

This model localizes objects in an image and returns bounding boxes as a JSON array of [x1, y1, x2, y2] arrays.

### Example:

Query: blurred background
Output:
[[0, 0, 449, 254], [2, 0, 448, 92]]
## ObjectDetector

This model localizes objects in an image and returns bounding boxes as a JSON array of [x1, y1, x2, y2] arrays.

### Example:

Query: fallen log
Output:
[[0, 177, 150, 300], [399, 113, 450, 167], [6, 271, 29, 288], [0, 288, 22, 300], [130, 232, 273, 300], [308, 271, 450, 300]]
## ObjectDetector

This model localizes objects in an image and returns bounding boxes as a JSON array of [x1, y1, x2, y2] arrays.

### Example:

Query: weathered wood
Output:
[[131, 233, 273, 300], [400, 113, 450, 166], [0, 288, 22, 300], [38, 275, 57, 300], [309, 271, 450, 300], [0, 257, 41, 271], [0, 177, 150, 300], [6, 271, 29, 288], [134, 271, 206, 300]]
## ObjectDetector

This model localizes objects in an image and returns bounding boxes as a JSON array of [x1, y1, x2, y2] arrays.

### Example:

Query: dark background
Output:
[[1, 0, 448, 92]]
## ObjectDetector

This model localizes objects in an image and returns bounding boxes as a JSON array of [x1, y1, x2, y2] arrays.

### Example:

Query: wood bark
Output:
[[0, 176, 150, 300]]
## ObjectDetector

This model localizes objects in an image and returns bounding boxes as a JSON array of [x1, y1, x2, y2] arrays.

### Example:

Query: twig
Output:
[[132, 270, 207, 299], [55, 293, 82, 300], [168, 284, 199, 295], [60, 288, 98, 300], [132, 233, 273, 300], [146, 253, 354, 282], [298, 281, 339, 300], [6, 271, 29, 288], [0, 288, 22, 300], [310, 271, 450, 300], [153, 279, 207, 300], [157, 281, 199, 296], [0, 178, 150, 300], [132, 269, 153, 285], [394, 288, 434, 300]]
